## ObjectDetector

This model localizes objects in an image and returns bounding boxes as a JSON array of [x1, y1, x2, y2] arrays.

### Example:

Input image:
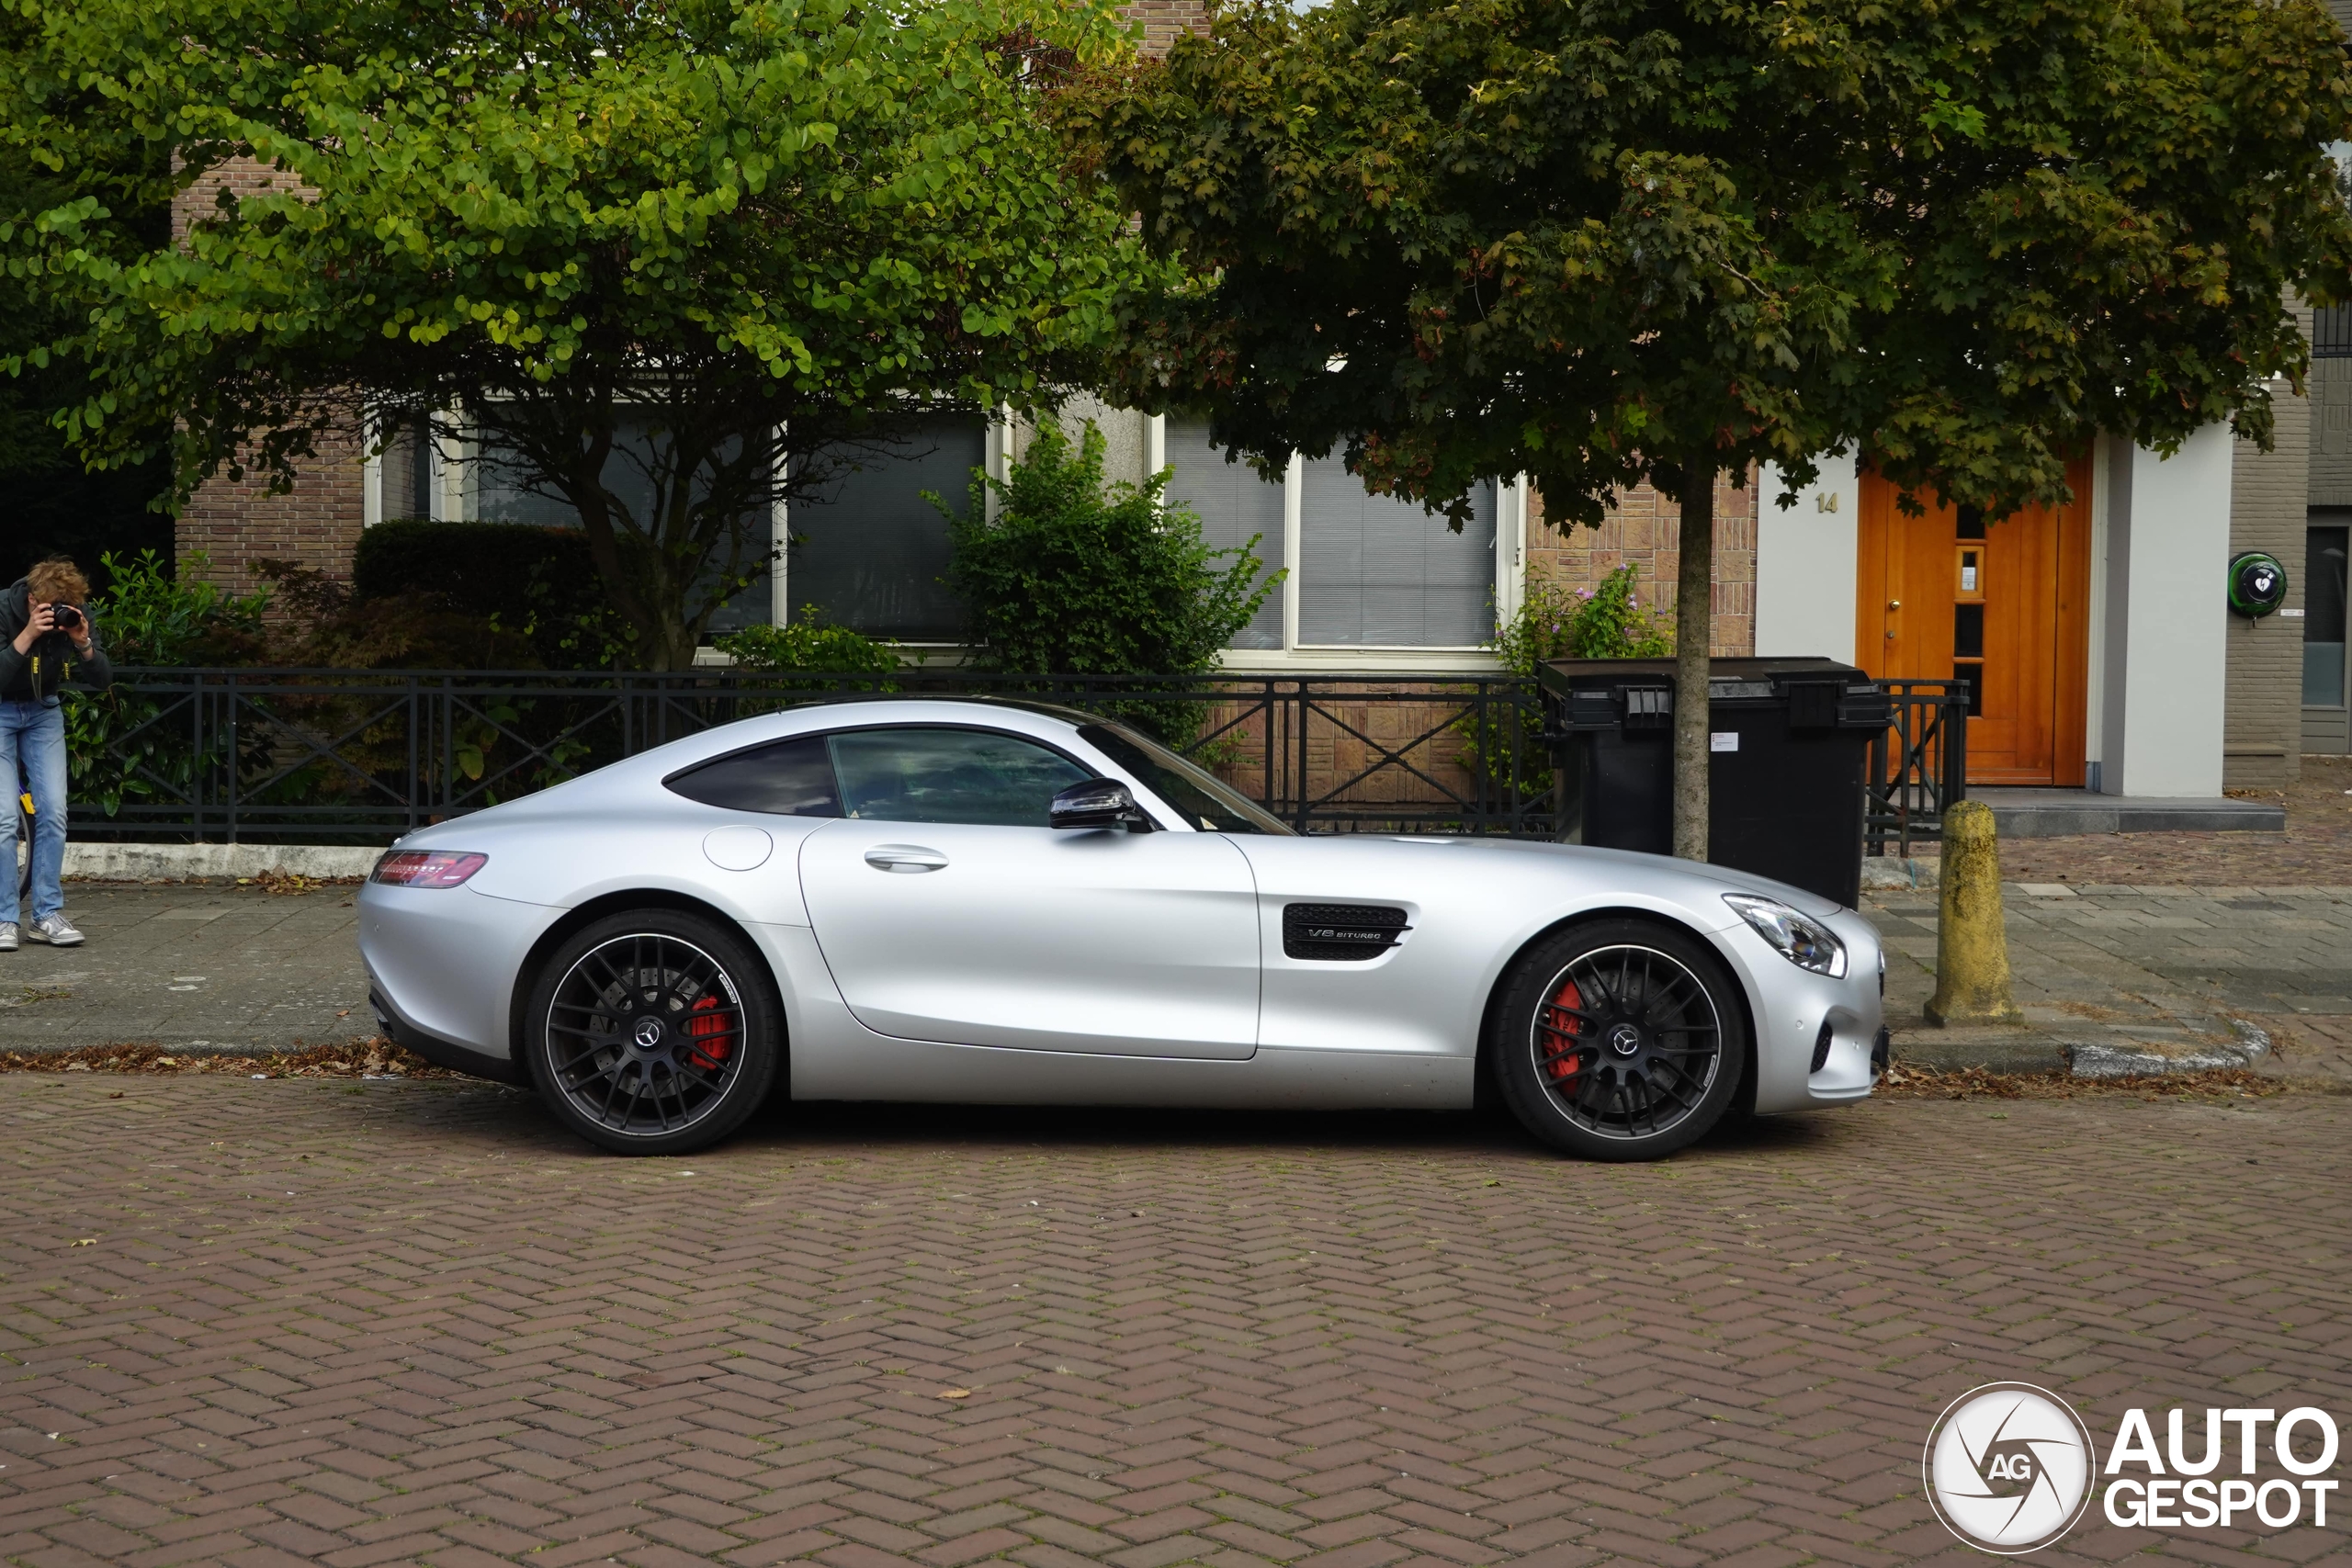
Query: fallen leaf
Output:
[[108, 1091, 123, 1100], [70, 1238, 95, 1247], [938, 1388, 971, 1401]]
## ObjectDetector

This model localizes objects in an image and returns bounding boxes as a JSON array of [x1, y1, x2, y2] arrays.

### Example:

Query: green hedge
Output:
[[353, 519, 602, 619]]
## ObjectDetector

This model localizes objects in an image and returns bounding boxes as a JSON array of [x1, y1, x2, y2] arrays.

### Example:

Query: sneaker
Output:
[[28, 914, 83, 947], [0, 922, 16, 952]]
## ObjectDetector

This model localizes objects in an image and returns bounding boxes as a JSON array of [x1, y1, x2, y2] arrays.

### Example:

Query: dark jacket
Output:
[[0, 578, 114, 705]]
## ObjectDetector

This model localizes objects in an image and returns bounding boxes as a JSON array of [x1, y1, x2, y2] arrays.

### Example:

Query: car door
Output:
[[797, 724, 1261, 1059]]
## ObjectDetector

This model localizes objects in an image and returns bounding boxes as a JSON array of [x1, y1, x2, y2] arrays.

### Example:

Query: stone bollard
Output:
[[1925, 800, 2024, 1026]]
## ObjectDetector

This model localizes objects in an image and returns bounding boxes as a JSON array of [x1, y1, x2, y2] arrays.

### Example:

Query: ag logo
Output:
[[1924, 1382, 2099, 1553]]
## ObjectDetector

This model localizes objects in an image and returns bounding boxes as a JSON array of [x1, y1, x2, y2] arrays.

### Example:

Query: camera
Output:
[[51, 604, 83, 630]]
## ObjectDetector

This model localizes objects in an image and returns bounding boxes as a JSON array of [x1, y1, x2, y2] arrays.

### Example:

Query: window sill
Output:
[[1216, 647, 1508, 674]]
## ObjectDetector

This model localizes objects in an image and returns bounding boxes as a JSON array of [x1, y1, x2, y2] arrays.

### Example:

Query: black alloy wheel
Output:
[[1488, 919, 1747, 1161], [525, 909, 781, 1155]]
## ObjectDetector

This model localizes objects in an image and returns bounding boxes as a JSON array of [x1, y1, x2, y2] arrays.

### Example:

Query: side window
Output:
[[829, 728, 1093, 827], [664, 736, 842, 817]]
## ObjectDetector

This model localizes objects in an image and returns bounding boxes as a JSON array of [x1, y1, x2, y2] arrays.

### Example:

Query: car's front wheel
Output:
[[524, 909, 781, 1156], [1488, 919, 1747, 1161]]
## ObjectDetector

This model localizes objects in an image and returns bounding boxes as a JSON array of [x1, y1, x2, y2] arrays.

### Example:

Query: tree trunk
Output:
[[1672, 462, 1715, 861]]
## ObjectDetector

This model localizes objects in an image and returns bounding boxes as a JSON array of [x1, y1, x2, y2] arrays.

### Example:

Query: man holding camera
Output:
[[2, 557, 112, 950]]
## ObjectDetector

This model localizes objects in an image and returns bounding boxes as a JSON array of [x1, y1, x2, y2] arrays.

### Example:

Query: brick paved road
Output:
[[2, 1079, 2346, 1566]]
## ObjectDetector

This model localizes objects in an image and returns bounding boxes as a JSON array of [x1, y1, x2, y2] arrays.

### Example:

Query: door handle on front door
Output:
[[865, 844, 949, 874]]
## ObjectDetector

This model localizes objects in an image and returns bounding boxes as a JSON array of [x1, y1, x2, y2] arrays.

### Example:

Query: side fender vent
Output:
[[1283, 903, 1411, 962]]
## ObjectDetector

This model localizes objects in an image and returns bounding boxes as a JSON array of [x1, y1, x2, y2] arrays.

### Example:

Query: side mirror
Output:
[[1050, 777, 1154, 832]]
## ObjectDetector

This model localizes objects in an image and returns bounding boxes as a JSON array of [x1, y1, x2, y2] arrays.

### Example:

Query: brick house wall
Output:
[[171, 155, 369, 596], [1127, 0, 1209, 54], [2224, 369, 2310, 787], [1523, 472, 1759, 656]]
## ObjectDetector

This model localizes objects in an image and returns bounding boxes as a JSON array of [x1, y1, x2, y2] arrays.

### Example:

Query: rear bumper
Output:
[[370, 987, 531, 1086], [356, 882, 552, 1070]]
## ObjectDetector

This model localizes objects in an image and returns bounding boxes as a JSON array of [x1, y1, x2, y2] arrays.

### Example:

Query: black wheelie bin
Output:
[[1536, 656, 1892, 908]]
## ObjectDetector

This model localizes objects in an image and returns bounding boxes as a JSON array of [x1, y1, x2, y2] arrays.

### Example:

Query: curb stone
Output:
[[2065, 1020, 2273, 1079], [56, 842, 383, 882], [1892, 1020, 2276, 1078], [1860, 857, 1939, 892]]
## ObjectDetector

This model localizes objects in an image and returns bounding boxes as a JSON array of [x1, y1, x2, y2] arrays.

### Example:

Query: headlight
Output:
[[1724, 894, 1848, 977]]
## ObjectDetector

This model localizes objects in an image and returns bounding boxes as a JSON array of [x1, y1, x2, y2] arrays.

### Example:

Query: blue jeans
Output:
[[1, 699, 68, 926]]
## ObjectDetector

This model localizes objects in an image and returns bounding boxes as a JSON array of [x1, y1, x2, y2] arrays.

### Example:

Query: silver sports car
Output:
[[358, 698, 1883, 1160]]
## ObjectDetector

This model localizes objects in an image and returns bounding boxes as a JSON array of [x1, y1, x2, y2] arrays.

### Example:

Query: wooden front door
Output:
[[1856, 460, 2093, 785]]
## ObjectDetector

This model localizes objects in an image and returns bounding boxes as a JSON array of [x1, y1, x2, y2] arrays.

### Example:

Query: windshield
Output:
[[1079, 723, 1295, 836]]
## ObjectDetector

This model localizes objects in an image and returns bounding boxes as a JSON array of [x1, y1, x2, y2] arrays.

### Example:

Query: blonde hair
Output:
[[28, 557, 89, 604]]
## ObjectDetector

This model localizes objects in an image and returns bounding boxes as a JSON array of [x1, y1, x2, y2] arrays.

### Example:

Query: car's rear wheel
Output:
[[524, 909, 781, 1156], [1488, 919, 1747, 1161]]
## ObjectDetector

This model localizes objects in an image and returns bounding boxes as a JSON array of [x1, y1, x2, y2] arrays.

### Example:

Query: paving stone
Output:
[[0, 884, 369, 1051], [0, 1077, 2346, 1565]]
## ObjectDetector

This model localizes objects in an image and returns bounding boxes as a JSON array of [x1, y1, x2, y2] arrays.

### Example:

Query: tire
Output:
[[523, 909, 783, 1156], [1487, 918, 1747, 1162]]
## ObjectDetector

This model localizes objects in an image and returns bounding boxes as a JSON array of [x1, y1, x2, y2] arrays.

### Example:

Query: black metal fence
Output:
[[1867, 679, 1970, 856], [59, 669, 1556, 842], [52, 667, 1967, 850]]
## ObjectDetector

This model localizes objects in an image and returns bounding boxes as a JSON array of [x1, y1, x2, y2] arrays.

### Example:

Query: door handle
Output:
[[865, 844, 948, 874]]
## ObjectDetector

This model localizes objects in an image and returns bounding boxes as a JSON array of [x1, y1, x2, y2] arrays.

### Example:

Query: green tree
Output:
[[2, 0, 1162, 669], [0, 80, 174, 586], [1069, 0, 2352, 856]]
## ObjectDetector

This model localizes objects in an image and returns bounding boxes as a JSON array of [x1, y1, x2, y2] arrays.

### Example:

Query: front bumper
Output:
[[1719, 907, 1884, 1114]]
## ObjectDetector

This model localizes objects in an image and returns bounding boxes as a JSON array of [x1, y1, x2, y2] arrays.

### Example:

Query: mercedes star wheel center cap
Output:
[[1608, 1023, 1643, 1057], [633, 1017, 665, 1050]]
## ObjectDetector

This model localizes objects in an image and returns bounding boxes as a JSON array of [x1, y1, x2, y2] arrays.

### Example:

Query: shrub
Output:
[[83, 548, 269, 667], [942, 422, 1277, 739], [944, 422, 1277, 678], [354, 521, 594, 615], [1456, 565, 1675, 810], [63, 551, 272, 816], [353, 519, 633, 668], [714, 611, 899, 681], [713, 610, 899, 705], [1492, 567, 1675, 676], [253, 560, 544, 671]]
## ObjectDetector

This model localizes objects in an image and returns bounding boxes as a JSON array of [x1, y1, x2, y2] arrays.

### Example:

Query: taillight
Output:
[[370, 851, 487, 888]]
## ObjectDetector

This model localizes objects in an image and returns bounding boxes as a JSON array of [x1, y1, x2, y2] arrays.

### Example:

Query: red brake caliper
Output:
[[1540, 977, 1585, 1084], [684, 994, 734, 1070]]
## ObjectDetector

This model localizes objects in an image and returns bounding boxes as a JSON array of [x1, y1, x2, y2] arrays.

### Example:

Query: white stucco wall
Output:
[[1753, 454, 1860, 665], [2098, 425, 2233, 797]]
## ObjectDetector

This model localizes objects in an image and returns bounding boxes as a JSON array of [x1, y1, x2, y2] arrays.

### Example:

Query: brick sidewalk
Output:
[[1, 882, 369, 1051], [1869, 884, 2352, 1082], [2, 1078, 2346, 1566], [1929, 753, 2352, 887]]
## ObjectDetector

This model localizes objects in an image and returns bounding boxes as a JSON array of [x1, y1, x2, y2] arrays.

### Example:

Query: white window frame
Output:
[[399, 405, 1527, 673], [1148, 415, 1524, 672], [359, 404, 455, 526]]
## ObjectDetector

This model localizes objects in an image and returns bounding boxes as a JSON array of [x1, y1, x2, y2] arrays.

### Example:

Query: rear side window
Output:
[[829, 727, 1092, 826], [665, 736, 842, 817]]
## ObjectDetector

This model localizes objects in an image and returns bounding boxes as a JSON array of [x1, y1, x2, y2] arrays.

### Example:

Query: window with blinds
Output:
[[1298, 457, 1495, 648], [786, 411, 986, 640], [470, 416, 774, 632], [1162, 419, 1286, 649]]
